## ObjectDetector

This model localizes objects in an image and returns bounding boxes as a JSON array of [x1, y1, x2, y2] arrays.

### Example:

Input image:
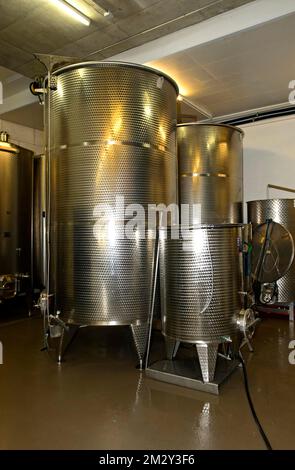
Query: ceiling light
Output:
[[85, 0, 111, 18], [50, 0, 91, 26]]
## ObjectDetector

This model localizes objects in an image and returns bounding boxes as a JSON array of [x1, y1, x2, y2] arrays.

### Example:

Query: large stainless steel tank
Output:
[[0, 132, 33, 301], [248, 199, 295, 303], [177, 123, 244, 224], [160, 224, 245, 381], [48, 61, 178, 364]]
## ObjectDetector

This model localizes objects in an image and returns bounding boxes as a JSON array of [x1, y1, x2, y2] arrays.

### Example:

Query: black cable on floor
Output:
[[238, 351, 273, 451]]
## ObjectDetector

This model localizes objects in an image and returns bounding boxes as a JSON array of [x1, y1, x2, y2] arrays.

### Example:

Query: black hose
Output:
[[238, 351, 273, 450]]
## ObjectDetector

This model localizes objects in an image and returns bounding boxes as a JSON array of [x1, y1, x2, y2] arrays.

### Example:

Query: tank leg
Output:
[[230, 334, 242, 358], [196, 343, 219, 383], [56, 325, 80, 364], [289, 302, 294, 322], [57, 328, 65, 364], [131, 323, 149, 370], [165, 338, 180, 360], [26, 285, 34, 317]]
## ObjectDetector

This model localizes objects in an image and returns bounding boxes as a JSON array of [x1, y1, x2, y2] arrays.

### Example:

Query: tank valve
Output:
[[0, 275, 17, 301], [260, 282, 277, 304], [0, 131, 9, 142], [237, 308, 260, 352], [49, 312, 69, 338]]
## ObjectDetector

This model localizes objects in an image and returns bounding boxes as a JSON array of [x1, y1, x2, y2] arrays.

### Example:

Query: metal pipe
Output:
[[267, 184, 295, 199], [181, 96, 213, 119], [145, 229, 160, 369], [45, 72, 51, 321], [30, 155, 35, 295], [203, 101, 293, 124]]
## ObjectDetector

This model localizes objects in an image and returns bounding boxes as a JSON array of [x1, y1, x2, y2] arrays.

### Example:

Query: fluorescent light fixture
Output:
[[89, 0, 110, 17], [81, 0, 110, 18], [50, 0, 91, 26]]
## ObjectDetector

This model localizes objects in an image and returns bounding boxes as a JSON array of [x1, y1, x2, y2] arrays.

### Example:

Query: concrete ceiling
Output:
[[0, 0, 253, 129], [0, 0, 294, 129], [0, 0, 253, 79], [147, 12, 295, 117]]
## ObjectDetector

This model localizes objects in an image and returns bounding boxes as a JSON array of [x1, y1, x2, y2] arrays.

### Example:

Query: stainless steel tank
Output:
[[0, 132, 33, 301], [248, 199, 295, 303], [160, 224, 245, 382], [48, 61, 178, 364], [177, 123, 244, 224]]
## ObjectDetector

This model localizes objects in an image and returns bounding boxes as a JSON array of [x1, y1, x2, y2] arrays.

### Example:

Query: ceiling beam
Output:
[[108, 0, 295, 64]]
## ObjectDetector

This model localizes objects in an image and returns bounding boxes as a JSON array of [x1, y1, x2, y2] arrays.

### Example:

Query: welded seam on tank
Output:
[[181, 172, 228, 178], [51, 139, 173, 154]]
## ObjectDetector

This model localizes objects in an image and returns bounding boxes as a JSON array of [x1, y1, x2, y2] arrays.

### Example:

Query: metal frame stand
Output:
[[146, 356, 240, 395]]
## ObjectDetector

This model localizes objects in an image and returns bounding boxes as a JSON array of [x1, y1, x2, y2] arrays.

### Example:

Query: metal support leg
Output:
[[289, 302, 294, 322], [131, 323, 149, 370], [240, 336, 254, 353], [165, 338, 180, 360], [145, 228, 160, 369], [56, 324, 80, 364], [57, 328, 65, 364], [196, 343, 218, 383], [26, 284, 34, 317]]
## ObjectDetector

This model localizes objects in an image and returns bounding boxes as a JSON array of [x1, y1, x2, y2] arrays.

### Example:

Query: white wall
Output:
[[0, 119, 44, 155], [242, 114, 295, 220]]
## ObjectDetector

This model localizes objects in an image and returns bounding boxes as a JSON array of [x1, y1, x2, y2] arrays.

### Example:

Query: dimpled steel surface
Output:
[[51, 62, 178, 213], [248, 199, 295, 303], [177, 123, 243, 224], [160, 225, 243, 343], [49, 62, 177, 325]]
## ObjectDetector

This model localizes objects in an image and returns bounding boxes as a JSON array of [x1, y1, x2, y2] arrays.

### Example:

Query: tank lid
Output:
[[177, 121, 244, 136], [0, 132, 19, 154], [51, 60, 179, 93]]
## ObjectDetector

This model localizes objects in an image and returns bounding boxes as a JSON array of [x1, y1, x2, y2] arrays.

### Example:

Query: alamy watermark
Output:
[[288, 80, 295, 104], [92, 196, 204, 251], [289, 340, 295, 365]]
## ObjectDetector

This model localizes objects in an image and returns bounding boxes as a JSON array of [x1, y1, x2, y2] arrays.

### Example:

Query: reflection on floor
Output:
[[0, 315, 294, 450]]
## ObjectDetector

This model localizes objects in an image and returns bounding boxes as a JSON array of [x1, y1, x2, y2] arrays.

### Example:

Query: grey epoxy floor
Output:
[[0, 314, 294, 450]]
